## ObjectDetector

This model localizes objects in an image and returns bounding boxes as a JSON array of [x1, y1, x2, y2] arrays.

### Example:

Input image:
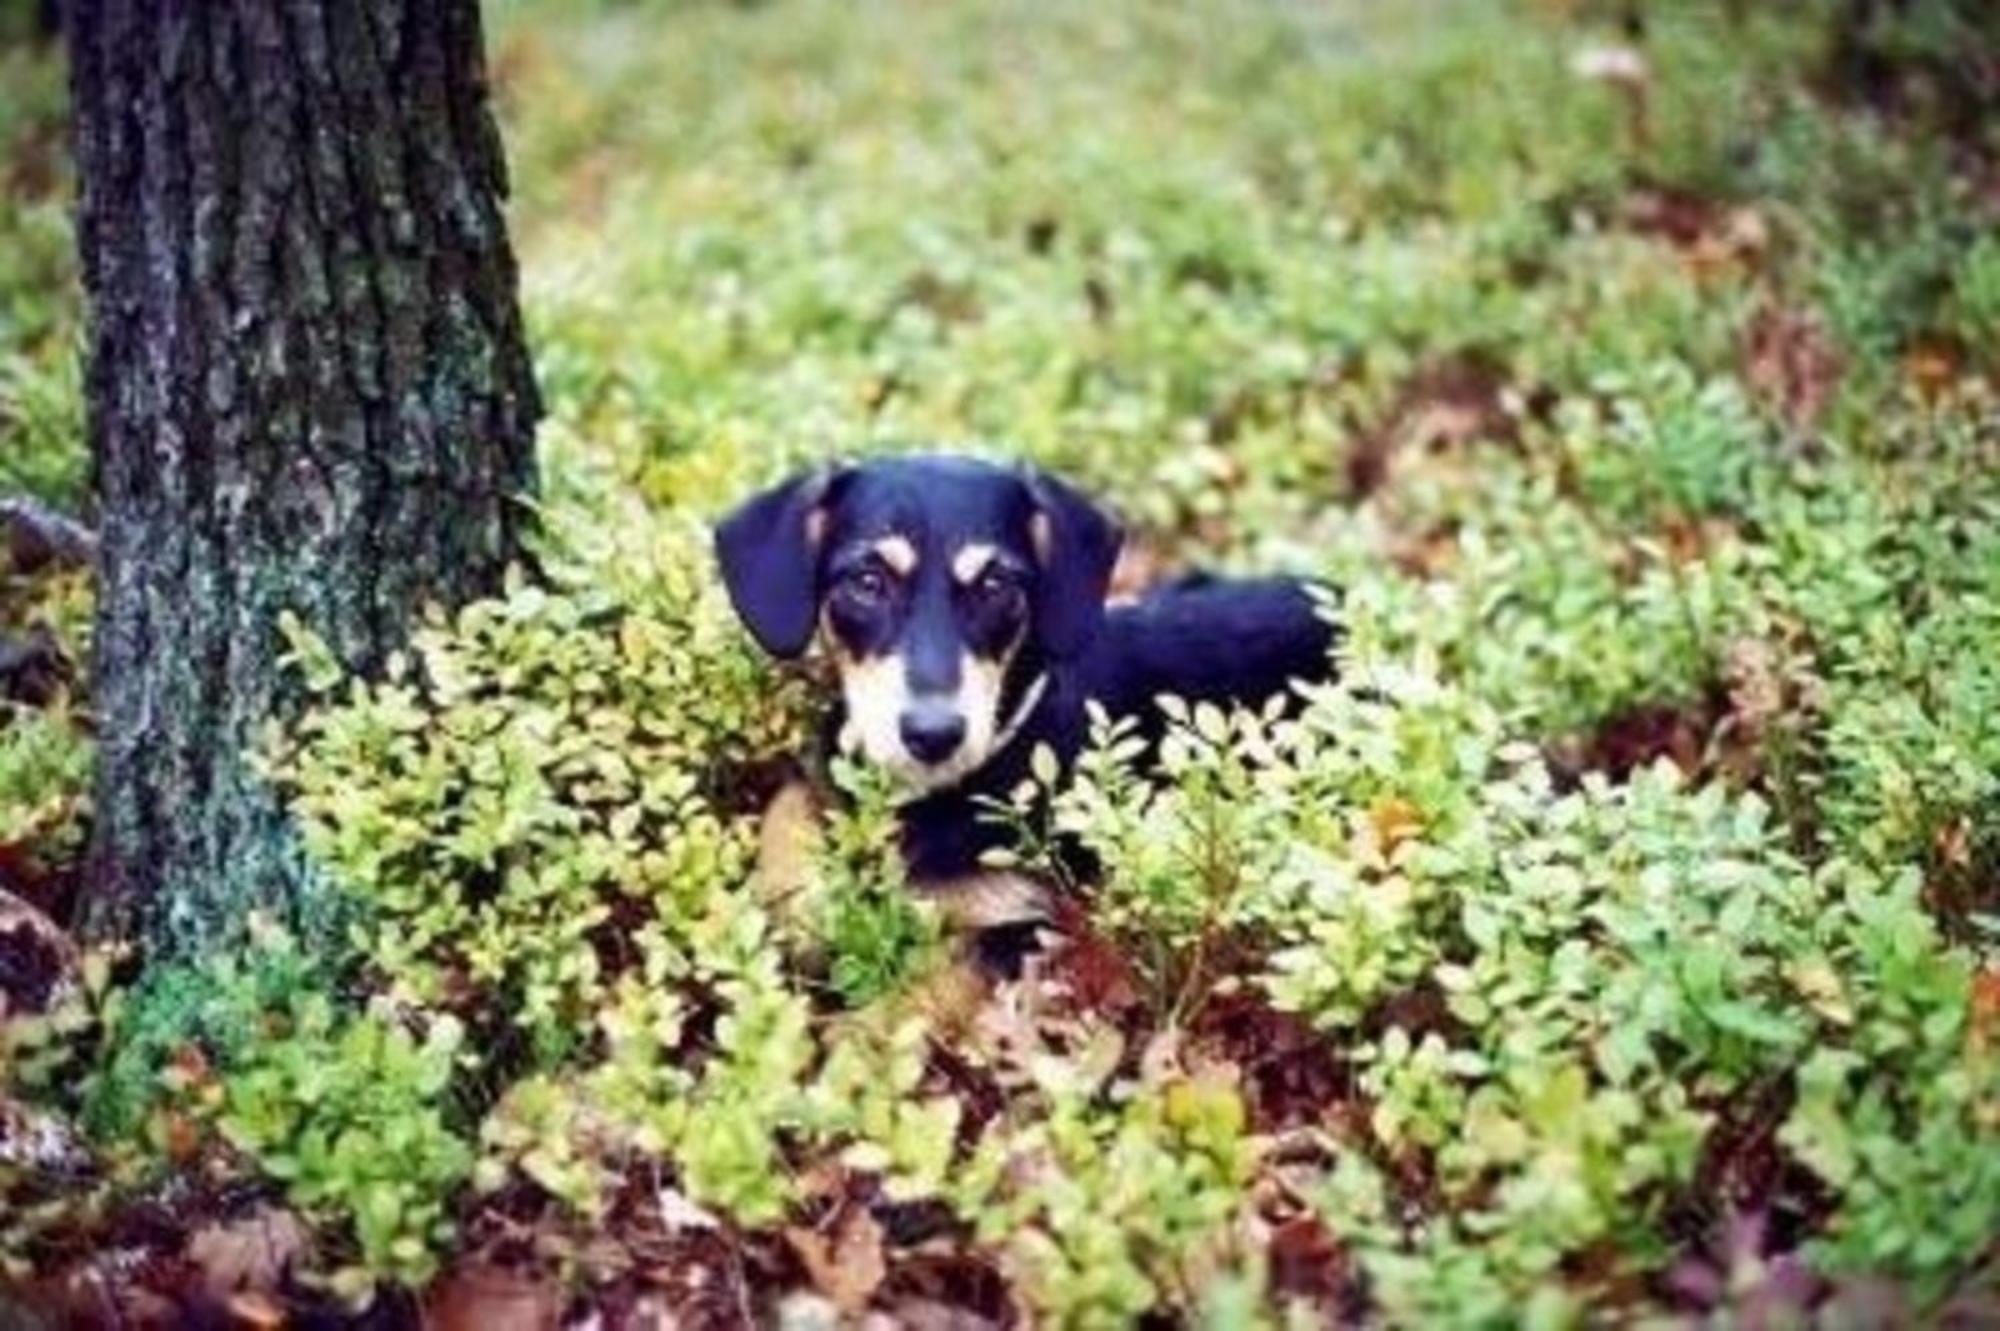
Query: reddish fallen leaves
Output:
[[226, 1290, 289, 1329], [424, 1260, 565, 1331], [1550, 690, 1728, 787], [1621, 185, 1771, 278], [1266, 1213, 1352, 1309], [1347, 354, 1523, 500], [1743, 300, 1845, 433], [185, 1206, 311, 1301], [1041, 906, 1143, 1020], [1903, 336, 1966, 402], [1193, 989, 1352, 1133], [1656, 512, 1742, 569], [1970, 969, 2000, 1064], [786, 1204, 888, 1314]]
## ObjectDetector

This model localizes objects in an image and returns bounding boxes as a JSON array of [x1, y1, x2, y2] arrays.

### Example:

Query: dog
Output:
[[715, 454, 1336, 933]]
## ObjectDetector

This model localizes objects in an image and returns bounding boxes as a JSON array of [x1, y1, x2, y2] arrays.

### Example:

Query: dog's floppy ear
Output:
[[714, 467, 841, 658], [1025, 467, 1123, 659]]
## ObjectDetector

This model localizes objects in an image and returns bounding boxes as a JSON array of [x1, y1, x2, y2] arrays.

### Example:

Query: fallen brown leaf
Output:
[[786, 1205, 887, 1314], [158, 1110, 204, 1165], [422, 1259, 563, 1331], [1744, 300, 1843, 432], [1366, 797, 1424, 855], [1268, 1213, 1351, 1310], [1936, 818, 1973, 871], [889, 956, 991, 1042], [226, 1290, 288, 1330], [1969, 968, 2000, 1061], [187, 1206, 310, 1298], [1045, 912, 1142, 1018], [1904, 338, 1962, 401]]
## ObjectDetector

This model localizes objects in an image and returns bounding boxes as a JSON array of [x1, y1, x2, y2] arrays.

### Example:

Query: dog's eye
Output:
[[839, 567, 890, 602], [972, 567, 1021, 603]]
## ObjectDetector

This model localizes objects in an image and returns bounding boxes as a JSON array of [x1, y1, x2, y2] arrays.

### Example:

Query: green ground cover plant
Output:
[[2, 0, 1996, 1323]]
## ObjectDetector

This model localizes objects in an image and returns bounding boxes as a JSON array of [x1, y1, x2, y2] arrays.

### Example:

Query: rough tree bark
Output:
[[68, 0, 539, 955]]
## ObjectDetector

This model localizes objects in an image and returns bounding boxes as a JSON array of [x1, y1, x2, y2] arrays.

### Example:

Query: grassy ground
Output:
[[3, 0, 1998, 1324]]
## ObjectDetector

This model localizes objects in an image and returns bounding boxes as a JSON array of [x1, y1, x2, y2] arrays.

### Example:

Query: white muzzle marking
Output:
[[836, 649, 1042, 793]]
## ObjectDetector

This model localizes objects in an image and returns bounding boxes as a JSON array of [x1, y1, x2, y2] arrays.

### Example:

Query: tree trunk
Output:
[[68, 0, 539, 955]]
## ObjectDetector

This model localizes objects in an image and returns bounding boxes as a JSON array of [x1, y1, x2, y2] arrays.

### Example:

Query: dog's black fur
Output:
[[715, 454, 1336, 891], [893, 573, 1333, 884]]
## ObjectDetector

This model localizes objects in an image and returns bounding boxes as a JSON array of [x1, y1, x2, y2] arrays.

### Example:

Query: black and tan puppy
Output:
[[715, 454, 1335, 919]]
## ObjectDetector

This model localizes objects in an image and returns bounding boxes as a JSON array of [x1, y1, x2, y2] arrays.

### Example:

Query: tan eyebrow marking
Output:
[[952, 542, 998, 584], [871, 535, 918, 576]]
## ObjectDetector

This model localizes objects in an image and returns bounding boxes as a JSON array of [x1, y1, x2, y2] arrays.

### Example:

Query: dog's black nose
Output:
[[899, 704, 966, 765]]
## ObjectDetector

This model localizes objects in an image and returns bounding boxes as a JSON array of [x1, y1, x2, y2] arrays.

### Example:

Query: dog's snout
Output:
[[899, 702, 966, 765]]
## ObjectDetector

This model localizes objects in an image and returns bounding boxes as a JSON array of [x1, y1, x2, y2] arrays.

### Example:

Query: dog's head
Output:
[[715, 455, 1122, 790]]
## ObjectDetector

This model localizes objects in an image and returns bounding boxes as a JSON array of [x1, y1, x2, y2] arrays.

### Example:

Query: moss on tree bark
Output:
[[68, 0, 540, 955]]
